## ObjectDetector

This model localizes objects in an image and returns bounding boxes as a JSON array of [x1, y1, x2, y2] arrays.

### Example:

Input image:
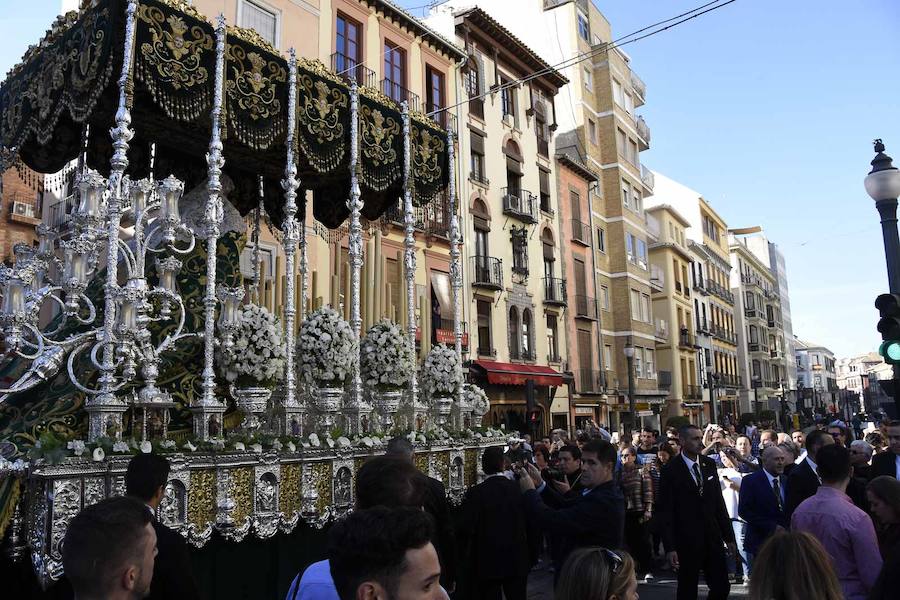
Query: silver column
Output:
[[447, 126, 463, 415], [87, 0, 138, 442], [346, 81, 365, 432], [402, 103, 418, 416], [194, 14, 227, 437], [281, 49, 301, 425]]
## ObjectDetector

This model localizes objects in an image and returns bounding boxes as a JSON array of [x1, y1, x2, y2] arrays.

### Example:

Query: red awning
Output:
[[472, 360, 564, 387]]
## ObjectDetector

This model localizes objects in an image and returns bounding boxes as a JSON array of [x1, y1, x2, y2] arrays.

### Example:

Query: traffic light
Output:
[[876, 293, 900, 364], [528, 409, 542, 425]]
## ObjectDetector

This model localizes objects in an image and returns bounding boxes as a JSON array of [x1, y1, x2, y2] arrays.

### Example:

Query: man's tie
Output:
[[692, 463, 704, 496], [772, 477, 784, 512]]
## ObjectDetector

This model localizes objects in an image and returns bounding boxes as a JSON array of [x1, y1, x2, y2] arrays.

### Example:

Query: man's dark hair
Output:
[[678, 424, 701, 439], [62, 496, 152, 598], [482, 446, 505, 475], [816, 444, 851, 483], [356, 456, 426, 509], [559, 444, 582, 460], [806, 429, 833, 454], [125, 453, 171, 502], [385, 437, 415, 460], [581, 439, 617, 466], [329, 507, 435, 600], [641, 426, 655, 435]]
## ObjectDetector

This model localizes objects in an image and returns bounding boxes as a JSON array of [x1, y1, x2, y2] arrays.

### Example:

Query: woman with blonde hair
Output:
[[748, 531, 842, 600], [555, 547, 637, 600]]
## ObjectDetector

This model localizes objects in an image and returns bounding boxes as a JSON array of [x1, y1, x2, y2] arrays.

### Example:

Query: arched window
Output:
[[522, 309, 533, 360], [542, 228, 555, 280], [509, 307, 520, 360]]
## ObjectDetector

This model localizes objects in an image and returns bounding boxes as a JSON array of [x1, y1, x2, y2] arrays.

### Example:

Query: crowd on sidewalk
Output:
[[58, 416, 900, 600]]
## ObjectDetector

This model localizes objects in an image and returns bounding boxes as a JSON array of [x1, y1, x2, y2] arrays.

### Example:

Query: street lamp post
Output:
[[865, 140, 900, 414], [623, 337, 636, 439]]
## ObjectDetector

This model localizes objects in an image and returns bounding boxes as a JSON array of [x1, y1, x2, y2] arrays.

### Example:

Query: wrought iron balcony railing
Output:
[[543, 277, 567, 306], [380, 79, 420, 112], [571, 218, 591, 246], [471, 256, 503, 289], [574, 295, 597, 320], [502, 188, 537, 223]]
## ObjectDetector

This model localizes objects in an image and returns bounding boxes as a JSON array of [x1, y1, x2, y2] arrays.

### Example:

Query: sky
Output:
[[2, 0, 899, 358]]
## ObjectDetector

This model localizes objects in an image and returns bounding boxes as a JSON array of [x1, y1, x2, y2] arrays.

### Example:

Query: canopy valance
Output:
[[0, 0, 450, 228]]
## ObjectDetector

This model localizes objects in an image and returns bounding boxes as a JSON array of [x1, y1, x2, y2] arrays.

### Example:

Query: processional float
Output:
[[0, 0, 495, 586]]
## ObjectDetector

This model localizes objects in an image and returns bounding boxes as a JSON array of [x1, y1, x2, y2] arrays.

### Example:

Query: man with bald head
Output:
[[738, 445, 790, 572]]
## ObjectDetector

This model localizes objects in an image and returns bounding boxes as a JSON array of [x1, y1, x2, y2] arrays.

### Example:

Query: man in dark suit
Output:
[[126, 453, 200, 600], [657, 424, 735, 600], [517, 438, 624, 577], [871, 420, 900, 479], [386, 437, 457, 591], [785, 429, 834, 518], [456, 446, 531, 600], [738, 446, 789, 571]]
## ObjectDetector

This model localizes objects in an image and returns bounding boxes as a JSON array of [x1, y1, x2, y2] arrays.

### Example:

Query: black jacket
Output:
[[871, 452, 899, 480], [524, 479, 624, 570], [423, 476, 457, 589], [737, 470, 789, 555], [785, 458, 819, 518], [870, 530, 900, 600], [149, 519, 200, 600], [657, 454, 734, 554], [457, 475, 531, 580]]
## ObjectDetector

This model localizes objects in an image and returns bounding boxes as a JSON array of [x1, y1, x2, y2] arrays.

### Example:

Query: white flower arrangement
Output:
[[112, 441, 130, 453], [360, 319, 414, 391], [159, 439, 176, 450], [308, 433, 321, 447], [140, 441, 153, 454], [463, 383, 490, 417], [218, 304, 286, 388], [420, 344, 462, 398], [297, 307, 357, 387], [66, 440, 86, 457]]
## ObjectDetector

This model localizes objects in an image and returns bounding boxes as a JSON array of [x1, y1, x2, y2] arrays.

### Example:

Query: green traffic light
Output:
[[880, 340, 900, 362]]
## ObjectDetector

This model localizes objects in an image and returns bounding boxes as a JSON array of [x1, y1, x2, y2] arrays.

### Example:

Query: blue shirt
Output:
[[285, 560, 339, 600]]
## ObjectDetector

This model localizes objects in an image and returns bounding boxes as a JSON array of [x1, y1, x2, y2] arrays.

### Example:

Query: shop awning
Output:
[[471, 360, 564, 387]]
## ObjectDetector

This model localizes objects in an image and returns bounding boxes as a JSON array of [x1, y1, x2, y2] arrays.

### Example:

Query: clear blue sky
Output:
[[3, 0, 899, 358]]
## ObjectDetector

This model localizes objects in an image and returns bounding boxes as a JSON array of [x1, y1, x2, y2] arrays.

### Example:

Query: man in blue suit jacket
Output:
[[738, 445, 789, 572]]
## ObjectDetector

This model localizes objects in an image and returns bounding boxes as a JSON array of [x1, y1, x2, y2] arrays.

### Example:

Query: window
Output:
[[583, 67, 593, 91], [626, 232, 634, 260], [641, 293, 651, 322], [547, 314, 559, 362], [477, 299, 492, 356], [636, 238, 647, 267], [511, 227, 528, 276], [628, 139, 638, 166], [501, 77, 516, 120], [509, 307, 521, 359], [335, 13, 361, 75], [630, 289, 641, 320], [577, 12, 590, 40], [464, 58, 479, 98], [522, 309, 533, 359], [633, 189, 643, 213], [240, 0, 278, 46], [383, 42, 405, 102], [597, 227, 606, 252], [539, 169, 551, 212], [604, 344, 613, 370], [425, 65, 445, 117], [612, 79, 624, 107], [588, 119, 597, 144], [617, 128, 627, 155], [621, 180, 631, 208], [600, 285, 610, 310], [644, 348, 655, 378], [624, 92, 634, 115], [634, 347, 643, 377], [570, 190, 581, 220], [470, 132, 485, 183]]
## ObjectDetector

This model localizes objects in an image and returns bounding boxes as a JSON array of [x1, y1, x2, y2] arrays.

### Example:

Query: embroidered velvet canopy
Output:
[[0, 0, 451, 228]]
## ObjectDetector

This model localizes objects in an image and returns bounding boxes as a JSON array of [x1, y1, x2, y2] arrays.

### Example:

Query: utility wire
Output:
[[428, 0, 739, 118]]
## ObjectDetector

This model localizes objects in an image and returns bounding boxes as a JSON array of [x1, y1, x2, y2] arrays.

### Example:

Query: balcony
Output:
[[380, 79, 420, 112], [636, 115, 650, 150], [678, 329, 695, 349], [468, 97, 484, 120], [655, 320, 669, 342], [574, 295, 598, 320], [684, 385, 702, 400], [471, 256, 503, 290], [696, 319, 711, 336], [631, 71, 646, 105], [650, 265, 664, 292], [770, 349, 783, 360], [330, 52, 376, 87], [748, 341, 770, 354], [542, 277, 567, 306], [502, 188, 537, 223], [47, 193, 77, 231], [469, 169, 489, 187], [744, 307, 766, 322], [386, 197, 449, 237], [571, 218, 591, 246], [693, 279, 709, 295], [640, 164, 655, 192], [576, 369, 603, 394], [675, 281, 683, 294], [547, 350, 561, 363]]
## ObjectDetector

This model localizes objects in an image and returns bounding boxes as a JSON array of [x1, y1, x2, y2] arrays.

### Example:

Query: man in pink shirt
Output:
[[791, 444, 882, 600]]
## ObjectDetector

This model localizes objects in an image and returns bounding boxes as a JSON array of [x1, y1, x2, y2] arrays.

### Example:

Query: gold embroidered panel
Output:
[[279, 463, 301, 516], [229, 467, 254, 526], [187, 468, 217, 529]]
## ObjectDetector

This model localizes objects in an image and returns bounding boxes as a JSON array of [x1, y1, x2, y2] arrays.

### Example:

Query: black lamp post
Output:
[[623, 337, 636, 438], [865, 140, 900, 413]]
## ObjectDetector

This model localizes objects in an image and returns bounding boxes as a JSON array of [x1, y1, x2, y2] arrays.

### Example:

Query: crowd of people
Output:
[[57, 417, 900, 600]]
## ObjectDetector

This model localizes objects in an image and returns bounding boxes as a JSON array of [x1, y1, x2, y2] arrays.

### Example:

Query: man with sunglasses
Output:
[[517, 438, 624, 579]]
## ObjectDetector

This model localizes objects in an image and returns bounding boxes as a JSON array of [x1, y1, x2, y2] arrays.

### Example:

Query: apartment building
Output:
[[0, 167, 43, 263], [426, 6, 569, 433], [646, 204, 699, 427], [732, 233, 786, 416], [836, 352, 892, 415], [794, 338, 838, 413], [648, 173, 740, 423]]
